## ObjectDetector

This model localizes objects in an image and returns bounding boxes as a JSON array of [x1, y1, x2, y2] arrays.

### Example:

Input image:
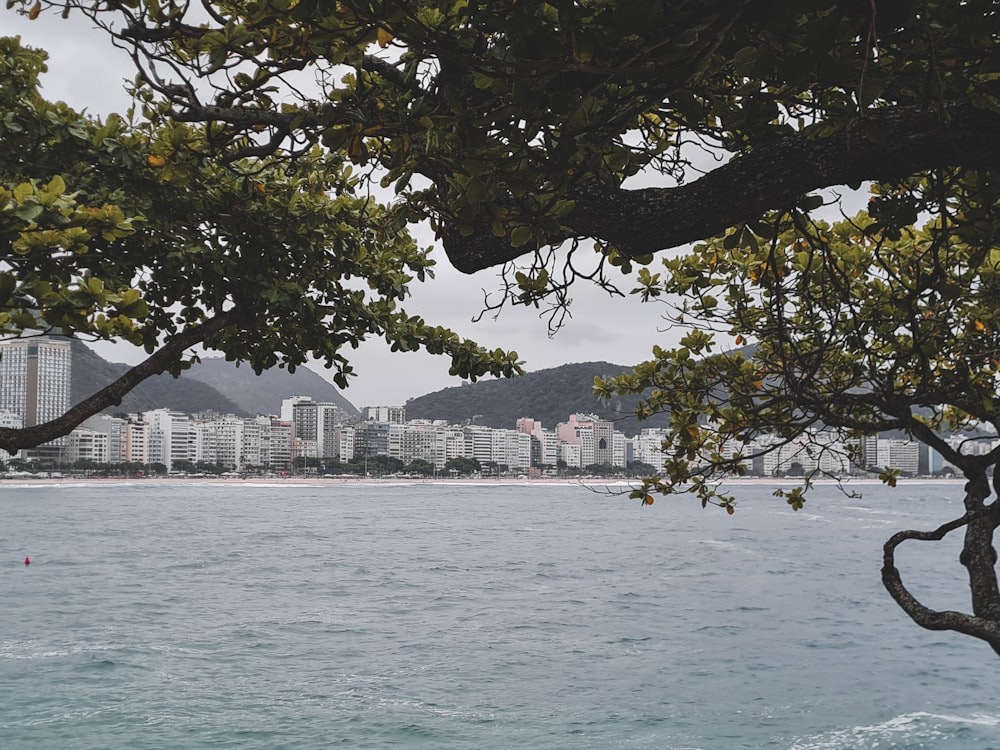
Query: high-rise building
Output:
[[364, 405, 405, 424], [0, 335, 72, 458], [143, 408, 195, 472]]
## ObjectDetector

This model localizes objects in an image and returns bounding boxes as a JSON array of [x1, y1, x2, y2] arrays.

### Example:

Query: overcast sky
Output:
[[7, 9, 686, 409]]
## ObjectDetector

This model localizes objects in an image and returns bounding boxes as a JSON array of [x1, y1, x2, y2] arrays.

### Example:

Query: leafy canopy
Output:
[[600, 178, 1000, 507], [17, 0, 1000, 293], [0, 36, 520, 452]]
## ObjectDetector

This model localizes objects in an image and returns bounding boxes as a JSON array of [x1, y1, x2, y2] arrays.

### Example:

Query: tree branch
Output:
[[882, 498, 1000, 655], [443, 103, 1000, 272], [0, 312, 235, 455]]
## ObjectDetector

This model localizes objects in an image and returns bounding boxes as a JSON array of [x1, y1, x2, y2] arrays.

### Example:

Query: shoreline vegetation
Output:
[[0, 475, 967, 488]]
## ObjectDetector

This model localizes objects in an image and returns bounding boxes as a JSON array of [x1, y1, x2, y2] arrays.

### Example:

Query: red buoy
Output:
[[23, 556, 30, 565]]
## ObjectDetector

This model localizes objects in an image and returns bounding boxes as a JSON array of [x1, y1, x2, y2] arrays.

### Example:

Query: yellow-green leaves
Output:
[[878, 467, 901, 488], [1, 36, 519, 403], [514, 269, 549, 306], [509, 225, 535, 248], [611, 187, 1000, 511]]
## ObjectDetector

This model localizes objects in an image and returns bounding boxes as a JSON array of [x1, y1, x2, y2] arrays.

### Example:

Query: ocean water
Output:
[[1, 480, 998, 749]]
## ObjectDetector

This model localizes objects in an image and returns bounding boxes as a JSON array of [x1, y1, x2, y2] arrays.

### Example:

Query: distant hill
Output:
[[70, 342, 358, 418], [404, 361, 671, 435], [71, 341, 252, 416], [69, 347, 665, 432], [182, 357, 359, 417]]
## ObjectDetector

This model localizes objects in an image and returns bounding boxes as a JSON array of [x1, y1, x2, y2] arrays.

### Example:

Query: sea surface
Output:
[[1, 479, 999, 749]]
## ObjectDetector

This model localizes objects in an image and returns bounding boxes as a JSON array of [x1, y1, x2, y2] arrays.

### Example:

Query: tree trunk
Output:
[[881, 475, 1000, 655]]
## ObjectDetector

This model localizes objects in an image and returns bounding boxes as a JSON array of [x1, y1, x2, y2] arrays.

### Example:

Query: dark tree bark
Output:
[[881, 476, 1000, 655], [442, 103, 1000, 273]]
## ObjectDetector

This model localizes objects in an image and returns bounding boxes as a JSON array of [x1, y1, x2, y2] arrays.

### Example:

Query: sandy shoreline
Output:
[[0, 475, 967, 488]]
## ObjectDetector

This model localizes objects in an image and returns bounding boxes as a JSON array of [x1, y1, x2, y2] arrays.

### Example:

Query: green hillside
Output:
[[71, 347, 665, 433], [70, 340, 248, 416], [70, 343, 358, 418], [404, 361, 670, 436]]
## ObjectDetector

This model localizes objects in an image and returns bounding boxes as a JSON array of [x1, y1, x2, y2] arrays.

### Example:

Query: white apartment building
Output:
[[241, 418, 263, 467], [78, 414, 125, 463], [144, 409, 196, 472], [556, 414, 623, 468], [876, 438, 921, 477], [267, 420, 293, 470], [290, 399, 319, 442], [280, 395, 313, 423], [317, 403, 344, 458], [0, 336, 71, 428], [765, 438, 814, 476], [559, 442, 582, 469], [385, 421, 453, 469], [535, 429, 560, 468], [281, 397, 351, 460], [67, 428, 109, 465], [491, 428, 531, 471], [365, 405, 406, 424], [336, 425, 356, 462], [0, 335, 72, 457], [612, 432, 627, 469], [195, 414, 252, 469], [516, 418, 560, 469], [349, 420, 529, 472], [464, 425, 495, 466], [291, 437, 318, 463], [122, 419, 150, 465], [632, 428, 670, 468]]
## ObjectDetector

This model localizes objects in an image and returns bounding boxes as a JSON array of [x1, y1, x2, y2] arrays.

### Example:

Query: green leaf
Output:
[[510, 225, 534, 248]]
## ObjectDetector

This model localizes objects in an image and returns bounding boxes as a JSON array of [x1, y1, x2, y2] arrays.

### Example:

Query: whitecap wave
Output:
[[789, 711, 1000, 749]]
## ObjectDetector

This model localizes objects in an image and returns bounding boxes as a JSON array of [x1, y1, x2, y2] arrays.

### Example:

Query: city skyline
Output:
[[0, 337, 983, 479]]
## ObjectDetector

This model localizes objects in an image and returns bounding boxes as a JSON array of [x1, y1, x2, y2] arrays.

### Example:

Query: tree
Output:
[[293, 456, 323, 472], [595, 203, 1000, 654], [444, 456, 480, 476], [481, 460, 509, 476], [15, 1, 1000, 651], [321, 459, 350, 475], [365, 454, 405, 475], [195, 460, 225, 476], [625, 461, 657, 478], [0, 37, 520, 454], [405, 457, 435, 476], [26, 2, 1000, 288]]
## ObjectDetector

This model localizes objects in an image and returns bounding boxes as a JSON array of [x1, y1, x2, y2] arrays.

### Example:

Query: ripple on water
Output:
[[1, 482, 998, 750]]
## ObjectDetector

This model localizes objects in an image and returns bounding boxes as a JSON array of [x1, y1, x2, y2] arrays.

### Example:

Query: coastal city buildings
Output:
[[43, 402, 981, 480], [0, 342, 990, 478], [0, 335, 72, 459]]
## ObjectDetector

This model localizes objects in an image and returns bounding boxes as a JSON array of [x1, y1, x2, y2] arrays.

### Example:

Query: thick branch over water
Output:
[[443, 103, 1000, 272], [0, 313, 234, 455]]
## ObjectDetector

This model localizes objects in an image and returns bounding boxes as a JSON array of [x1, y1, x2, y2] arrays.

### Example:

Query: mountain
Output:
[[70, 342, 358, 418], [70, 348, 655, 431], [404, 361, 670, 435], [182, 357, 359, 417], [70, 341, 250, 416]]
